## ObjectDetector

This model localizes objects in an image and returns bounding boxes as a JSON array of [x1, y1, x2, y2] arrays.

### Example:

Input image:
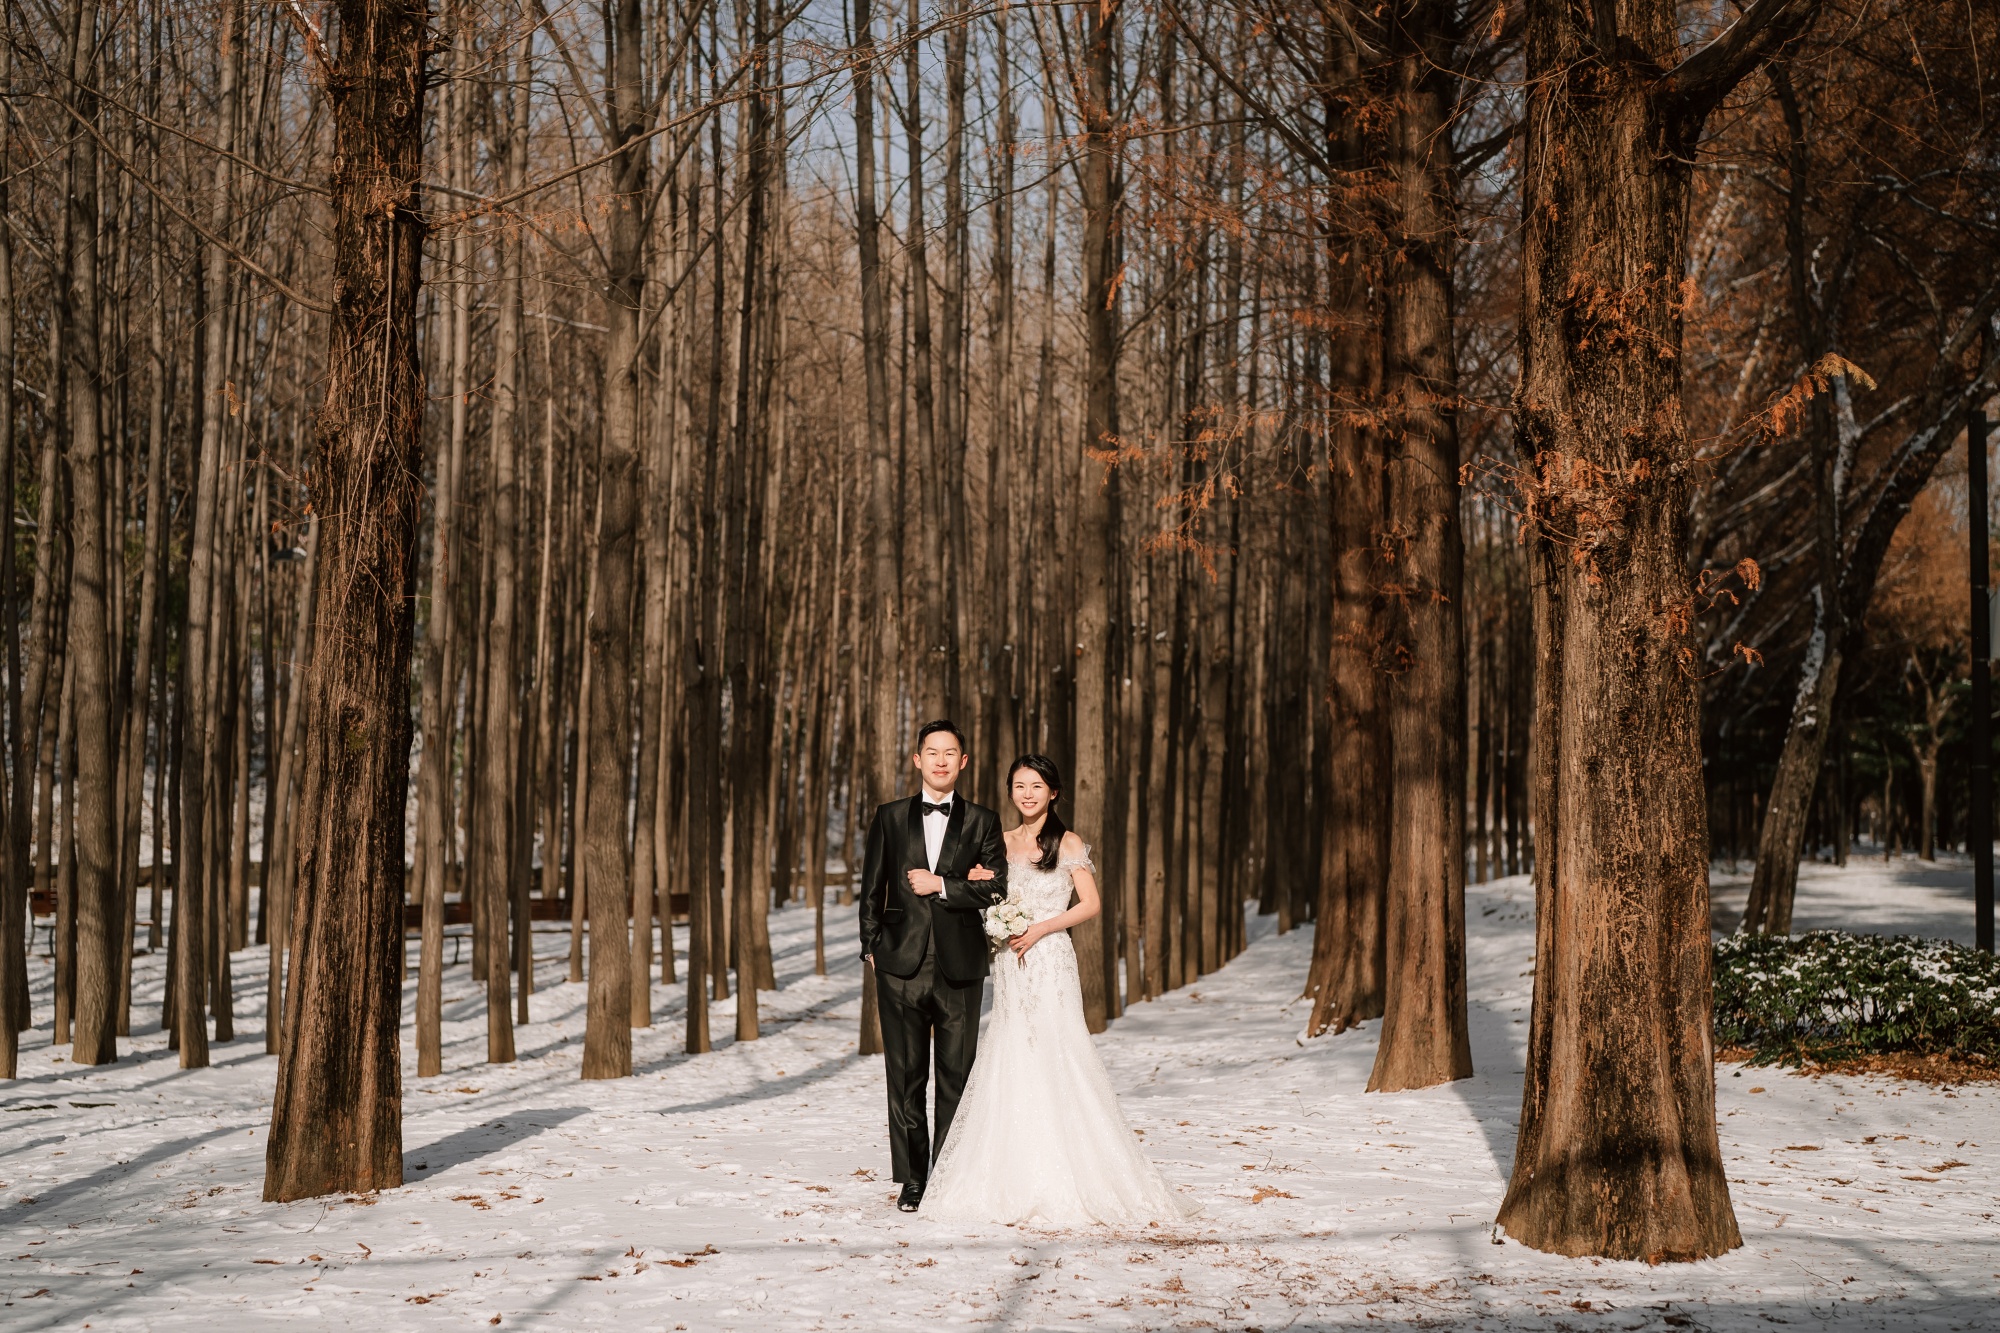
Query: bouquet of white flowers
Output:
[[984, 901, 1034, 950]]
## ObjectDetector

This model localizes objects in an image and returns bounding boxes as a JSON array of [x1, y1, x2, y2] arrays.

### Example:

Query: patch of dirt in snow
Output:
[[2, 866, 1996, 1330]]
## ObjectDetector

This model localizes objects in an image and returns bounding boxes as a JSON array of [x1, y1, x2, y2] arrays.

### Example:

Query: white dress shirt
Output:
[[921, 790, 956, 873]]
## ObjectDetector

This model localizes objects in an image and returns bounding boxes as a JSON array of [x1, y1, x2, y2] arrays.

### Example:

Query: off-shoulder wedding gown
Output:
[[920, 845, 1195, 1226]]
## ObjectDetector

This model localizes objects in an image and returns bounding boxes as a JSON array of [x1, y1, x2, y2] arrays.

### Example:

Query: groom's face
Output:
[[913, 735, 969, 795]]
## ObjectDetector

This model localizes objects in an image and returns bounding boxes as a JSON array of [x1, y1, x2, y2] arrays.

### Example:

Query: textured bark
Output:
[[118, 128, 172, 1042], [0, 0, 20, 1064], [1307, 102, 1387, 1034], [60, 0, 120, 1068], [631, 325, 669, 1027], [1494, 0, 1819, 1262], [1311, 447, 1390, 1036], [264, 516, 318, 1055], [172, 0, 245, 1071], [1368, 1, 1471, 1094], [851, 0, 894, 1058], [580, 0, 649, 1082], [474, 28, 527, 1061], [263, 0, 427, 1200], [1071, 0, 1122, 1035], [724, 0, 775, 1042]]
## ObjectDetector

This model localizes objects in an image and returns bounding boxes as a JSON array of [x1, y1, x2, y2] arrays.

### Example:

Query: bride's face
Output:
[[1010, 771, 1052, 822]]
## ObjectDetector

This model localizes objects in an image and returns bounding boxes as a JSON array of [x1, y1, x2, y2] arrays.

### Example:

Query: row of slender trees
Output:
[[1, 0, 1995, 1265]]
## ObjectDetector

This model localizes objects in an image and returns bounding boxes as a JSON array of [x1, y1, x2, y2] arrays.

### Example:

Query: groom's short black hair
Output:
[[915, 719, 968, 751]]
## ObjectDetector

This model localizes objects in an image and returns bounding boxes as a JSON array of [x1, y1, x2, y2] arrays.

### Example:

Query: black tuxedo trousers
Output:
[[857, 794, 1008, 1183]]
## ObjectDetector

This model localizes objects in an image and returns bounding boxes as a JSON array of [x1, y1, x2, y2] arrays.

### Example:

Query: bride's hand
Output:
[[1008, 924, 1047, 959], [967, 865, 997, 882]]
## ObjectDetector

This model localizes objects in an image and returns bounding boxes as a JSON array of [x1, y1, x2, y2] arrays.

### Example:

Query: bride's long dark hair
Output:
[[1007, 754, 1069, 871]]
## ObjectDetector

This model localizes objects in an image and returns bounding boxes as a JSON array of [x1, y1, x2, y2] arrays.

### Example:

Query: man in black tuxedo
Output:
[[858, 719, 1008, 1212]]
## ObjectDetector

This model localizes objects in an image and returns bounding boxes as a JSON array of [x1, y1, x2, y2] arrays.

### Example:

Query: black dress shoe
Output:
[[897, 1181, 925, 1213]]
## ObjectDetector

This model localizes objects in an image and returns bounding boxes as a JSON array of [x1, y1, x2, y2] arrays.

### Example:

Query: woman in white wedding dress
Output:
[[920, 755, 1195, 1226]]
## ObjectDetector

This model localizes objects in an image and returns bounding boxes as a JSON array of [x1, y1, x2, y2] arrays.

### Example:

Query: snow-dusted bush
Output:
[[1712, 930, 2000, 1066]]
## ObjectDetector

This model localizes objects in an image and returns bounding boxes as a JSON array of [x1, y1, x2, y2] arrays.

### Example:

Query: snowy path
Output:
[[3, 870, 1996, 1330]]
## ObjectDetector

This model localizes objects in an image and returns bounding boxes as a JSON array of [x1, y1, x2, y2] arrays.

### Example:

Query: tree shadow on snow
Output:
[[7, 1123, 241, 1222], [404, 1105, 590, 1176]]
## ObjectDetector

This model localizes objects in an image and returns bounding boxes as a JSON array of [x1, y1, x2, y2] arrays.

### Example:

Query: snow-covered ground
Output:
[[1711, 848, 1985, 945], [4, 862, 1996, 1330]]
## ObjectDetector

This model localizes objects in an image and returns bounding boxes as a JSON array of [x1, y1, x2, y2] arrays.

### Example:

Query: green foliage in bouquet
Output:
[[1712, 930, 2000, 1067]]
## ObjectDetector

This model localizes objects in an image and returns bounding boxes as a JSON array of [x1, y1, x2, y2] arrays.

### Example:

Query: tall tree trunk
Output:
[[723, 0, 775, 1042], [580, 0, 649, 1081], [0, 3, 16, 1070], [62, 0, 120, 1068], [1494, 0, 1816, 1262], [899, 16, 948, 716], [1367, 1, 1471, 1094], [1306, 26, 1386, 1036], [937, 0, 970, 723], [1741, 65, 1843, 936], [985, 6, 1017, 797], [265, 515, 319, 1055], [1071, 0, 1122, 1035], [631, 269, 670, 1027], [852, 0, 895, 1057], [413, 43, 465, 1076], [474, 23, 528, 1063], [263, 0, 428, 1200], [173, 0, 245, 1071]]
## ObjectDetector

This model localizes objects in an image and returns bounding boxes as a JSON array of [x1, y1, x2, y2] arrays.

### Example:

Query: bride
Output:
[[919, 754, 1194, 1226]]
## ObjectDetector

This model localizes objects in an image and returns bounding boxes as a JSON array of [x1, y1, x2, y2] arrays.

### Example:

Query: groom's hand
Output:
[[906, 869, 945, 896]]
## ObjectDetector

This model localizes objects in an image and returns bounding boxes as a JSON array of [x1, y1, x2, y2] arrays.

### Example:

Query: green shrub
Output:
[[1712, 930, 2000, 1067]]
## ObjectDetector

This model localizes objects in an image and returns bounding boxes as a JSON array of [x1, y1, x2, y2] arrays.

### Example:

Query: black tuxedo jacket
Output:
[[857, 794, 1008, 983]]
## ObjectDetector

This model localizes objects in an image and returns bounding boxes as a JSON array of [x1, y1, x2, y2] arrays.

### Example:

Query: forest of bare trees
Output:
[[2, 0, 1995, 1263]]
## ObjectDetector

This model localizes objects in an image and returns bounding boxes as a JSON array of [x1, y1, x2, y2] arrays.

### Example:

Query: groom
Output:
[[858, 719, 1008, 1212]]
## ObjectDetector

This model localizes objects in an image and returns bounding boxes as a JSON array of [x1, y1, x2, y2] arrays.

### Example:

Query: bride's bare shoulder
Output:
[[1059, 830, 1089, 858]]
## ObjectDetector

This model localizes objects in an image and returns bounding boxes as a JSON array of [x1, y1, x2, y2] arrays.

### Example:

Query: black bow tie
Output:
[[921, 800, 952, 817]]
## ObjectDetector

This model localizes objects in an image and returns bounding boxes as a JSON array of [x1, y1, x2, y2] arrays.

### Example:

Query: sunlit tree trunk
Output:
[[581, 0, 650, 1080], [1368, 0, 1471, 1094], [1497, 0, 1818, 1262], [264, 0, 428, 1201]]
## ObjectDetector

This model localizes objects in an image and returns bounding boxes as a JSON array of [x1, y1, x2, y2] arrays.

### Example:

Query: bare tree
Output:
[[264, 0, 430, 1199]]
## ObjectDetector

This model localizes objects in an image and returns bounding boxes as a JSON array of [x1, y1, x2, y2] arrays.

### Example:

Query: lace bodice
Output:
[[923, 835, 1196, 1226], [1006, 843, 1093, 923]]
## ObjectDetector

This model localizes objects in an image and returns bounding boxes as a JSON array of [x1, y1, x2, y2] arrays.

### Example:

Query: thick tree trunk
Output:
[[580, 0, 651, 1081], [1494, 0, 1815, 1262], [1306, 73, 1387, 1031], [1298, 20, 1386, 1039], [61, 0, 121, 1068], [1368, 2, 1470, 1094], [263, 0, 427, 1200]]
